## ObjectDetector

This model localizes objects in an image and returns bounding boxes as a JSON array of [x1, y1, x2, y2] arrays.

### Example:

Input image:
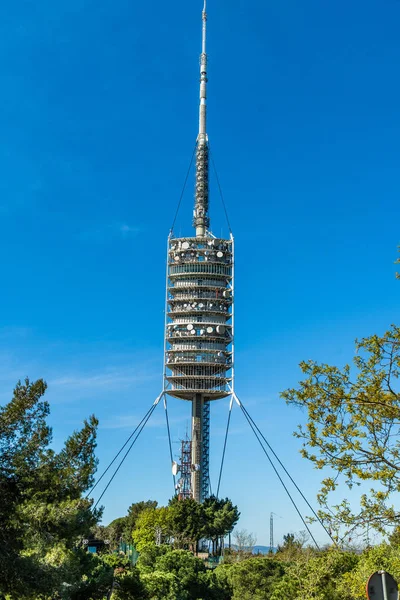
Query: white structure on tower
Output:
[[163, 0, 234, 503]]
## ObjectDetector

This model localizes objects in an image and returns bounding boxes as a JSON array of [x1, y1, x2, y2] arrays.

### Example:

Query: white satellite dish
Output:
[[174, 255, 180, 261], [199, 303, 204, 308], [223, 290, 231, 298], [172, 461, 179, 476], [207, 327, 213, 333], [190, 330, 196, 335], [217, 251, 223, 258], [182, 241, 190, 249], [200, 329, 205, 335], [187, 324, 193, 330], [216, 325, 225, 334]]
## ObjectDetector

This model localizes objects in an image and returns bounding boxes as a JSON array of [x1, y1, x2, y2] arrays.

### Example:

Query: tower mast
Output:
[[193, 0, 210, 237]]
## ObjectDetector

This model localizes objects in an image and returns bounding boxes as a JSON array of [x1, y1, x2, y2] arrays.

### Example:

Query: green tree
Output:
[[154, 549, 212, 599], [123, 500, 158, 540], [203, 496, 240, 555], [337, 543, 400, 600], [270, 548, 358, 600], [226, 557, 285, 600], [58, 550, 113, 600], [111, 567, 147, 600], [136, 544, 171, 574], [168, 497, 206, 552], [282, 325, 400, 540], [132, 506, 172, 552], [0, 378, 103, 599], [140, 571, 180, 600], [275, 533, 303, 560], [101, 516, 128, 549]]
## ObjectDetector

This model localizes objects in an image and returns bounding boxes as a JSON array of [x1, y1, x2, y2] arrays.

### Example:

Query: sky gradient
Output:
[[0, 0, 399, 545]]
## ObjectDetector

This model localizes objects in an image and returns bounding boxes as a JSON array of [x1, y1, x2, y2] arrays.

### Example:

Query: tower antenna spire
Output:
[[193, 0, 210, 236], [199, 0, 207, 138]]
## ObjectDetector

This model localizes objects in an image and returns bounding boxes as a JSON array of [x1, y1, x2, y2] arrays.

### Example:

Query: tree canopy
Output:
[[131, 496, 239, 555], [0, 378, 103, 599], [282, 325, 400, 540]]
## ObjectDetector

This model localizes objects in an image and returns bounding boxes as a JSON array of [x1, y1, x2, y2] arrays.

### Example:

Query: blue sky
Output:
[[0, 0, 399, 545]]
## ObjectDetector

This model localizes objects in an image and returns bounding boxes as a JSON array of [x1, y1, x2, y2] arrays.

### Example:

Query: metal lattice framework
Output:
[[177, 438, 193, 500]]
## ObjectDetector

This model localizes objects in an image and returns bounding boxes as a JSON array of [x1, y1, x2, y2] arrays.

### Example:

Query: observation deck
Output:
[[164, 235, 233, 401]]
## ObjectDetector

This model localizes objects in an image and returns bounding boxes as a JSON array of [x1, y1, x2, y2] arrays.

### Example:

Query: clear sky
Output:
[[0, 0, 399, 546]]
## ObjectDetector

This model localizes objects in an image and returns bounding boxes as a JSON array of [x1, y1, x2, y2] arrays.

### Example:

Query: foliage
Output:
[[275, 531, 311, 561], [282, 325, 400, 539], [101, 552, 131, 570], [100, 517, 128, 548], [58, 550, 113, 600], [203, 496, 240, 555], [226, 557, 285, 600], [135, 541, 400, 600], [154, 550, 209, 598], [132, 506, 172, 552], [337, 543, 400, 600], [111, 567, 147, 600], [136, 544, 171, 573], [168, 496, 206, 551], [0, 378, 102, 599], [92, 503, 157, 550], [271, 548, 358, 600], [388, 525, 400, 547], [124, 500, 158, 541], [140, 570, 180, 600]]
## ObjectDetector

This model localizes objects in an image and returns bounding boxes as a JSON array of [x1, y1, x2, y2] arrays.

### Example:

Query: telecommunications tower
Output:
[[164, 0, 234, 503], [91, 2, 327, 553]]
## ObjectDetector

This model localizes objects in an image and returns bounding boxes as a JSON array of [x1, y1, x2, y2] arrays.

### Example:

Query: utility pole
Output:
[[270, 512, 274, 551]]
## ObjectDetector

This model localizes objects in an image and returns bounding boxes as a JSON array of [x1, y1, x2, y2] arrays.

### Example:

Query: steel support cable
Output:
[[240, 403, 335, 545], [238, 402, 320, 549], [209, 146, 232, 234], [93, 403, 158, 509], [163, 395, 176, 492], [86, 403, 157, 499], [216, 398, 233, 498], [170, 142, 197, 234]]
